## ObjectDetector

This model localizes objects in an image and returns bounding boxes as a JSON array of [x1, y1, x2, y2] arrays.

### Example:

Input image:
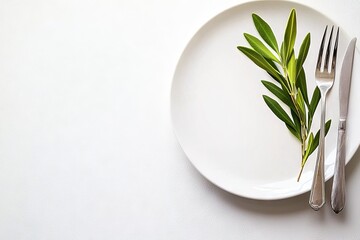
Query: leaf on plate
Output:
[[309, 87, 321, 120], [265, 63, 288, 87], [261, 80, 295, 112], [290, 109, 301, 140], [283, 9, 297, 61], [308, 120, 332, 156], [265, 58, 282, 76], [287, 50, 296, 85], [280, 42, 286, 63], [296, 88, 306, 122], [296, 67, 309, 107], [303, 132, 314, 164], [237, 46, 281, 79], [252, 13, 279, 53], [286, 123, 300, 140], [244, 33, 280, 63], [263, 95, 295, 129], [296, 33, 311, 77]]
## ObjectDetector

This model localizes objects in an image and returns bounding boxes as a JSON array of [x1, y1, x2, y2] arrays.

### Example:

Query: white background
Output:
[[0, 0, 359, 239]]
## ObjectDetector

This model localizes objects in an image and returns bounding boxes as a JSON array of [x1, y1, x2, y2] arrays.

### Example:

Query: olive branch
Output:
[[237, 9, 331, 181]]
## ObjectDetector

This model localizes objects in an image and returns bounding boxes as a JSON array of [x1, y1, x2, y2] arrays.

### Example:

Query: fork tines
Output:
[[316, 25, 340, 74]]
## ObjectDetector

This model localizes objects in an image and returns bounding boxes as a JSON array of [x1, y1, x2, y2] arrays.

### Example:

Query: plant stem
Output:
[[297, 164, 305, 182], [297, 125, 307, 182], [280, 53, 309, 182]]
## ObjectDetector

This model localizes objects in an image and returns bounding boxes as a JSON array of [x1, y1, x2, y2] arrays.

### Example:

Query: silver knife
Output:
[[331, 37, 357, 214]]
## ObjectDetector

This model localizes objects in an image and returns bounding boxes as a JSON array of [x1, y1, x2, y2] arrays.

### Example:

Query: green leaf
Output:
[[288, 51, 296, 84], [296, 33, 310, 77], [303, 133, 314, 163], [252, 13, 279, 53], [296, 67, 309, 106], [291, 109, 301, 140], [279, 78, 291, 93], [280, 42, 286, 63], [238, 46, 281, 79], [267, 72, 284, 84], [307, 87, 321, 129], [283, 9, 297, 61], [265, 58, 279, 71], [286, 123, 300, 140], [263, 95, 295, 128], [308, 120, 332, 156], [309, 87, 321, 118], [264, 60, 288, 87], [244, 33, 280, 63], [265, 57, 280, 72], [296, 88, 306, 122], [261, 80, 296, 112]]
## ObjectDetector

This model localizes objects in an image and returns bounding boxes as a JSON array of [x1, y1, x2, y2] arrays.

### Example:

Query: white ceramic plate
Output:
[[171, 0, 360, 200]]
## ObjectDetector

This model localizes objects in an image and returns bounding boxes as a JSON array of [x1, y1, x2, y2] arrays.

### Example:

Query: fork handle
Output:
[[331, 120, 346, 213], [309, 96, 326, 210]]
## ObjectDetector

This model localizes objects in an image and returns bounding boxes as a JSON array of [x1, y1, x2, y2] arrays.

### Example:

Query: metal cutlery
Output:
[[331, 37, 357, 214], [309, 26, 339, 211]]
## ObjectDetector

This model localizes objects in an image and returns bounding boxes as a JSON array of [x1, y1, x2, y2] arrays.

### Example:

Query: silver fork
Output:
[[309, 26, 339, 211]]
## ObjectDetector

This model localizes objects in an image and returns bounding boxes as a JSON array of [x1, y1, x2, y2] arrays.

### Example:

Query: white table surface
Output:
[[0, 0, 359, 239]]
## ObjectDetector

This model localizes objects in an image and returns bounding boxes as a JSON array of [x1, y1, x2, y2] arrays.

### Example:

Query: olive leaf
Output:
[[291, 109, 301, 140], [303, 133, 314, 164], [252, 13, 279, 53], [265, 58, 281, 74], [306, 86, 321, 130], [261, 80, 296, 112], [237, 46, 281, 79], [296, 89, 306, 122], [287, 51, 296, 85], [308, 120, 332, 156], [283, 9, 297, 61], [280, 42, 286, 64], [263, 95, 295, 129], [244, 33, 280, 63], [286, 123, 301, 140], [296, 67, 309, 106], [309, 87, 321, 117], [296, 33, 311, 77]]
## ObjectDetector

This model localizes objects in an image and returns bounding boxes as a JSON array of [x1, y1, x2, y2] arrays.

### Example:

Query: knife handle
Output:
[[331, 119, 346, 213]]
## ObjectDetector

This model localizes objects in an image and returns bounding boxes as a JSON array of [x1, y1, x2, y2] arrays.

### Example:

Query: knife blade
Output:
[[331, 37, 357, 214]]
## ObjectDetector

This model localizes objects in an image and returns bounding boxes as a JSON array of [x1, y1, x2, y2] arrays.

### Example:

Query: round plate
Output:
[[171, 0, 360, 200]]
